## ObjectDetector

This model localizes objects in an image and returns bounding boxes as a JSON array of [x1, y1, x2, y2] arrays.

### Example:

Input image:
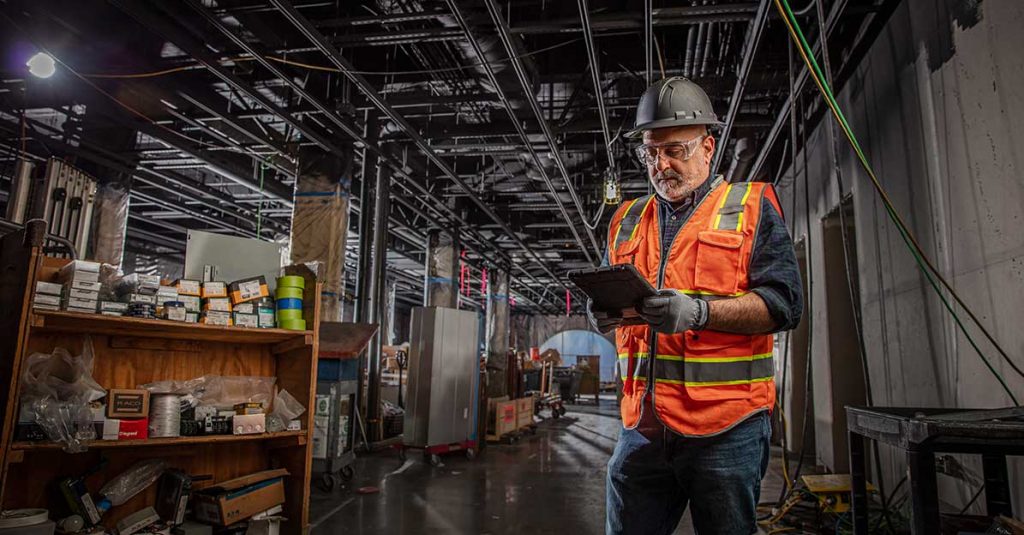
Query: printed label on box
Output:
[[239, 280, 262, 300]]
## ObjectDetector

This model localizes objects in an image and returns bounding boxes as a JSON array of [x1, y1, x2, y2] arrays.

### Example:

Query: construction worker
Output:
[[590, 77, 803, 534]]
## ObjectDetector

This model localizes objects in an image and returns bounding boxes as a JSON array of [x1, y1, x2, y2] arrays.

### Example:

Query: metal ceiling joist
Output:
[[264, 0, 575, 288], [710, 0, 772, 177], [576, 0, 614, 166], [480, 0, 604, 262], [443, 0, 596, 265]]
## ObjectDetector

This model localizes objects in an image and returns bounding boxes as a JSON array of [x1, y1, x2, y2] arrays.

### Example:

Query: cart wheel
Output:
[[318, 473, 335, 492], [340, 466, 355, 480], [551, 409, 560, 419], [429, 454, 442, 467], [465, 448, 476, 460], [557, 406, 567, 417], [398, 448, 407, 462]]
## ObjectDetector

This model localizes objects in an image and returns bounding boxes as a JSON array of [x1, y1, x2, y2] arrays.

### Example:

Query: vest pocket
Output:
[[694, 230, 744, 294]]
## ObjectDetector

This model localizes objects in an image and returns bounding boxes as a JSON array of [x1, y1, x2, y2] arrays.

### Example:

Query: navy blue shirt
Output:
[[608, 179, 803, 332]]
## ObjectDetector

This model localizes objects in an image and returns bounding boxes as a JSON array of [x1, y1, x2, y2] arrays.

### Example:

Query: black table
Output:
[[846, 406, 1024, 534]]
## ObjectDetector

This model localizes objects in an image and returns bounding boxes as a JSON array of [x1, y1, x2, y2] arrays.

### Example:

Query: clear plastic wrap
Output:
[[97, 459, 168, 512], [89, 180, 130, 271], [265, 389, 306, 432], [21, 338, 106, 453], [141, 375, 276, 411]]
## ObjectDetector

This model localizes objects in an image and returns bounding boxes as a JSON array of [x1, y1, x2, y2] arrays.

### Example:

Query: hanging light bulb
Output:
[[26, 52, 56, 79]]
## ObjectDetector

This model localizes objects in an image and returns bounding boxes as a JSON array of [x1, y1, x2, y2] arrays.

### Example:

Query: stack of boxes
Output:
[[201, 281, 232, 326], [275, 276, 305, 331], [156, 284, 184, 322], [59, 260, 101, 314], [229, 276, 269, 328], [174, 279, 202, 323], [33, 281, 62, 311], [117, 273, 160, 319]]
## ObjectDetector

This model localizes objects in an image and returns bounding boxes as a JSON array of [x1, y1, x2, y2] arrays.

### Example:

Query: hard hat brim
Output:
[[624, 116, 724, 139]]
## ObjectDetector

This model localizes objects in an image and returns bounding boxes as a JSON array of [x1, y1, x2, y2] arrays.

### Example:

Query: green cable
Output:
[[777, 0, 1019, 404]]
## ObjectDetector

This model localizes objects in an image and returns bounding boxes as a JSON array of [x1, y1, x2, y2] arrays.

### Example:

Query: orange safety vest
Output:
[[608, 178, 780, 437]]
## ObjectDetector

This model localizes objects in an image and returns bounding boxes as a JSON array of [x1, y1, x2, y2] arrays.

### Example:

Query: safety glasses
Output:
[[634, 135, 707, 167]]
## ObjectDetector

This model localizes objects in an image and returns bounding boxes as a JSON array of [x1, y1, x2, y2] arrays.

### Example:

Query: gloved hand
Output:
[[586, 298, 622, 334], [639, 289, 706, 334]]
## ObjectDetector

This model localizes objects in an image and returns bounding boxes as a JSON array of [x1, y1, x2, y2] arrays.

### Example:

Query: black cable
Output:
[[958, 484, 985, 515]]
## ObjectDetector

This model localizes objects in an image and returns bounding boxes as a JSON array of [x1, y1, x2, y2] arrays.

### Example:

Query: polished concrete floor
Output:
[[309, 397, 787, 534]]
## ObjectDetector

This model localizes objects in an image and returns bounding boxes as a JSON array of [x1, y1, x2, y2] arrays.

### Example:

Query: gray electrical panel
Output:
[[403, 307, 480, 448]]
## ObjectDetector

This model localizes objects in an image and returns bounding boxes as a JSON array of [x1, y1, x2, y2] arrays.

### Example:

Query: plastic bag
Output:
[[265, 389, 305, 433], [21, 338, 106, 452], [97, 459, 167, 513], [141, 375, 276, 411]]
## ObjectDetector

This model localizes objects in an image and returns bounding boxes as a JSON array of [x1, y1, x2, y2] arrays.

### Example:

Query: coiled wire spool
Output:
[[149, 394, 181, 438]]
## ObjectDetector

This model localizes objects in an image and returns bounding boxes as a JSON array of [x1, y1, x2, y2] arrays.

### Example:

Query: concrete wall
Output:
[[777, 0, 1024, 514]]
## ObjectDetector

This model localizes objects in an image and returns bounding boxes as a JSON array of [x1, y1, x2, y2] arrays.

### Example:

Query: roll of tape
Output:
[[276, 297, 303, 310], [275, 287, 304, 300], [276, 308, 304, 321], [279, 318, 306, 331], [277, 275, 306, 289]]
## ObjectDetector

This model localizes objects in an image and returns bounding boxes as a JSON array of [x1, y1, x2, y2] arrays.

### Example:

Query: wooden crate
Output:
[[486, 397, 517, 441], [0, 239, 319, 535], [515, 396, 534, 429]]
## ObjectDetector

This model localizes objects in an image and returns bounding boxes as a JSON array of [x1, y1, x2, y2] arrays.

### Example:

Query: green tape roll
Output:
[[276, 308, 304, 321], [275, 287, 304, 300], [279, 318, 306, 331], [277, 275, 306, 289]]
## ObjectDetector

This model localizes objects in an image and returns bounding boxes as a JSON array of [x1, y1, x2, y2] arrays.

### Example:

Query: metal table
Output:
[[846, 406, 1024, 534]]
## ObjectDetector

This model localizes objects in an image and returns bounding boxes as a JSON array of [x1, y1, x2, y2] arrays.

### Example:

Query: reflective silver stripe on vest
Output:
[[714, 182, 752, 231], [653, 354, 774, 386], [620, 353, 650, 381], [615, 195, 654, 249]]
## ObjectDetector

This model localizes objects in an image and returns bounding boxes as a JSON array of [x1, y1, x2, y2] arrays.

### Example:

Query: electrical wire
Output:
[[775, 0, 1021, 404], [958, 484, 985, 515]]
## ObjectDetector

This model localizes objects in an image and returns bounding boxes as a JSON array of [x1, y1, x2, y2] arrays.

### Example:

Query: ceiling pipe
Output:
[[480, 0, 603, 262], [262, 0, 580, 284], [748, 0, 849, 180], [576, 0, 614, 167], [645, 0, 653, 84], [442, 0, 596, 262], [709, 0, 772, 178]]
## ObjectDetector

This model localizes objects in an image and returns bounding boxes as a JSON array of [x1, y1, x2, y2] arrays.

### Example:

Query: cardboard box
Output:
[[69, 279, 103, 292], [203, 298, 232, 312], [107, 389, 150, 419], [128, 293, 158, 305], [180, 295, 201, 313], [101, 301, 129, 312], [33, 294, 61, 306], [228, 276, 269, 305], [102, 418, 149, 440], [233, 313, 258, 328], [63, 297, 98, 310], [232, 413, 265, 435], [201, 281, 228, 298], [174, 279, 202, 297], [36, 281, 63, 296], [234, 402, 264, 415], [516, 397, 534, 429], [33, 303, 60, 312], [233, 302, 255, 314], [192, 469, 288, 526], [66, 288, 100, 301], [65, 306, 97, 314]]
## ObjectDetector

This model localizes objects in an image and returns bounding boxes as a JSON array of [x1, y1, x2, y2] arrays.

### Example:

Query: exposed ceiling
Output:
[[0, 0, 897, 313]]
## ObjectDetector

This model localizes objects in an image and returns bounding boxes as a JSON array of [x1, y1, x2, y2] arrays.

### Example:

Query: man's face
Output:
[[642, 125, 716, 202]]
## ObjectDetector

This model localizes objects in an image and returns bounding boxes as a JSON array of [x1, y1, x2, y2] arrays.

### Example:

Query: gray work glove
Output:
[[639, 289, 707, 334], [586, 298, 622, 334]]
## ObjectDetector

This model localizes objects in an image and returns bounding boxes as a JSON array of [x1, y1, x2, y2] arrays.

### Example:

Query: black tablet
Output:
[[568, 264, 658, 325]]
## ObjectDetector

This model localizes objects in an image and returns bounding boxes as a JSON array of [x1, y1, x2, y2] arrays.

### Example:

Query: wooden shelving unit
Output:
[[0, 232, 320, 534]]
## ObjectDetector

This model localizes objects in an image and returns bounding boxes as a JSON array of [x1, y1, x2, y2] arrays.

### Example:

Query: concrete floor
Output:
[[309, 397, 787, 534]]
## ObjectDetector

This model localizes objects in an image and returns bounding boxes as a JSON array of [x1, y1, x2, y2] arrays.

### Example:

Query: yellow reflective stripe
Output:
[[629, 197, 656, 241], [735, 182, 753, 231], [655, 376, 774, 387], [713, 184, 732, 229], [612, 198, 640, 247], [684, 353, 773, 364]]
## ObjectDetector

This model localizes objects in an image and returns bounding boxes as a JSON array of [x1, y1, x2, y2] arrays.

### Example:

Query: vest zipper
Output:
[[644, 179, 719, 432]]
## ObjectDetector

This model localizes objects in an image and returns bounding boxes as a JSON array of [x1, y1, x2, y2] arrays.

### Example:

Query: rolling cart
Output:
[[315, 321, 379, 491]]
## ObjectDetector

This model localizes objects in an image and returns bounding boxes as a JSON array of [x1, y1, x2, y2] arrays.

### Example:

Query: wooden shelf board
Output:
[[31, 310, 313, 349], [12, 430, 307, 451]]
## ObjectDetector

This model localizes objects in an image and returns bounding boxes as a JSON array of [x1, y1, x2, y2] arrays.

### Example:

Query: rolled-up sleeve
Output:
[[748, 196, 804, 332]]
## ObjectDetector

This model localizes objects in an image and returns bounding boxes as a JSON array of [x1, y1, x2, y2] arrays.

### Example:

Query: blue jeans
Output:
[[606, 409, 771, 535]]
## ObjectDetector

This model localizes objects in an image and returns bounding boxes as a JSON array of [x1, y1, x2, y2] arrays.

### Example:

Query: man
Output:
[[591, 77, 803, 534]]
